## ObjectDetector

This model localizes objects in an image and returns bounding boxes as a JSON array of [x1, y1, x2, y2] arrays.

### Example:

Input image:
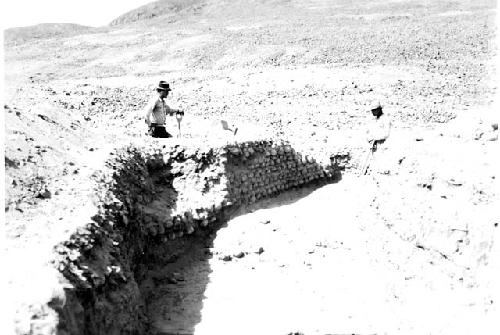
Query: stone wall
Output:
[[225, 140, 338, 206], [53, 140, 346, 335]]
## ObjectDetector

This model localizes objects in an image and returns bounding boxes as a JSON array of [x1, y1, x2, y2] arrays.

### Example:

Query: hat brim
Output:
[[156, 87, 171, 91]]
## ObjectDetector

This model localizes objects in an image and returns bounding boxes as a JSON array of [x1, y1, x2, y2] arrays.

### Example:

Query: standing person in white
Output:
[[361, 102, 392, 175]]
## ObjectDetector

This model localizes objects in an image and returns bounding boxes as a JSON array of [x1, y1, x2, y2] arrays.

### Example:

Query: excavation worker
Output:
[[144, 81, 184, 138], [360, 102, 392, 175], [366, 102, 391, 152]]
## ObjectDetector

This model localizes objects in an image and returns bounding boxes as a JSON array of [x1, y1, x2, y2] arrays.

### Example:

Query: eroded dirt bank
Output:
[[45, 140, 343, 334]]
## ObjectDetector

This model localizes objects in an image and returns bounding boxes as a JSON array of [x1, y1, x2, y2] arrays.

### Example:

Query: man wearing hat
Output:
[[360, 102, 392, 175], [366, 102, 391, 152], [144, 81, 184, 138]]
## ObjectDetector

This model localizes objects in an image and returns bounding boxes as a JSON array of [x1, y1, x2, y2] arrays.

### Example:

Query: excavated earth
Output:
[[3, 0, 499, 334]]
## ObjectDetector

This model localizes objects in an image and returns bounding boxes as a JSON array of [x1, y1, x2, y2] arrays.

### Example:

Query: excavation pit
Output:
[[53, 140, 346, 334]]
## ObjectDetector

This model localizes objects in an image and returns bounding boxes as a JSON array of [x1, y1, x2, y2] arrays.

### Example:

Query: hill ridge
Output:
[[4, 23, 93, 44], [109, 0, 204, 26]]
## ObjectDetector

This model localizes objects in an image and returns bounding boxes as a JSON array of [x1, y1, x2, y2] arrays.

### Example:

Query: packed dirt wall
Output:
[[48, 140, 345, 334]]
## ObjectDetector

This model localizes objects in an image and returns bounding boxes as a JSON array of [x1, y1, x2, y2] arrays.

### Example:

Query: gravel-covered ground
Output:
[[3, 0, 499, 334]]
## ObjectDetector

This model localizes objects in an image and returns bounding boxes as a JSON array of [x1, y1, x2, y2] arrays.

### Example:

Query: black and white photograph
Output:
[[2, 0, 499, 334]]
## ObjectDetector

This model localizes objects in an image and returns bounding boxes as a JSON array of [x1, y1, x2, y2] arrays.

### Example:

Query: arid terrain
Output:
[[3, 0, 499, 334]]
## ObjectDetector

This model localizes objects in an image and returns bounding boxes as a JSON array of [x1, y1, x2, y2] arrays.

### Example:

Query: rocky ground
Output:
[[3, 0, 499, 334]]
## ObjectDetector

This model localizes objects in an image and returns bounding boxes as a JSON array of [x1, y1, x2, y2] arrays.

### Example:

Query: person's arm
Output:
[[144, 99, 155, 126], [165, 105, 182, 116], [366, 124, 374, 142], [380, 118, 392, 140]]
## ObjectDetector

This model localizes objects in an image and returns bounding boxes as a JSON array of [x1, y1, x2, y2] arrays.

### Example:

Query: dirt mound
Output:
[[4, 100, 94, 211]]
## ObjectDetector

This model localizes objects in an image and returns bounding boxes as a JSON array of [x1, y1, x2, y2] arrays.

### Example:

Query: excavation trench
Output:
[[54, 140, 346, 334]]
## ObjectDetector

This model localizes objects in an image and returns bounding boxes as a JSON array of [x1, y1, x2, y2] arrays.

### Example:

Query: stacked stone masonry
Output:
[[225, 140, 335, 206], [130, 140, 340, 240]]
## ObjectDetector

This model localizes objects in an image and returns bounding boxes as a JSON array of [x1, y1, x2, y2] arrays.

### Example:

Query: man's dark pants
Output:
[[371, 139, 386, 152], [150, 124, 172, 138]]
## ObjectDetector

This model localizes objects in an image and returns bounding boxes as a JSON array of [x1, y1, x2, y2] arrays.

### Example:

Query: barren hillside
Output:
[[5, 0, 496, 206], [4, 23, 93, 44], [110, 0, 204, 26], [4, 0, 499, 334]]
